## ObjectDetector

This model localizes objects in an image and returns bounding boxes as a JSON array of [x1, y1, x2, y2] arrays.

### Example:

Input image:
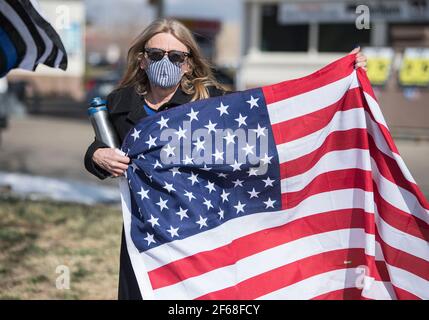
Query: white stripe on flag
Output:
[[371, 158, 429, 224], [267, 70, 358, 124], [387, 265, 429, 299], [257, 268, 360, 300], [153, 229, 369, 300], [276, 108, 367, 163], [280, 148, 371, 192]]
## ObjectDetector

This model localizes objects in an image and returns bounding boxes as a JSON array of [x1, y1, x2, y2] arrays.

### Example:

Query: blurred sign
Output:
[[278, 1, 429, 24], [363, 47, 394, 86], [35, 0, 85, 77], [399, 48, 429, 87]]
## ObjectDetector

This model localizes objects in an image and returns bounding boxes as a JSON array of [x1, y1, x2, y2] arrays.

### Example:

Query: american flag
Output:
[[119, 53, 429, 300], [0, 0, 67, 77]]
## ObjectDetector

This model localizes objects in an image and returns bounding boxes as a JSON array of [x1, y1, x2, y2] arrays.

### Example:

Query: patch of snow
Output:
[[0, 171, 120, 205]]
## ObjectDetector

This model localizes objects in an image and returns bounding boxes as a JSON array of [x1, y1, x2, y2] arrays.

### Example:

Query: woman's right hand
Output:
[[92, 148, 130, 177]]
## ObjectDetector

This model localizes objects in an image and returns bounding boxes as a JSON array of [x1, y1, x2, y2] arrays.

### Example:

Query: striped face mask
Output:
[[146, 55, 183, 88]]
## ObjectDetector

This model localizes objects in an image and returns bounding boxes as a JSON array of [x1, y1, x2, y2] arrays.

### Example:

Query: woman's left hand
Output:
[[350, 46, 367, 71]]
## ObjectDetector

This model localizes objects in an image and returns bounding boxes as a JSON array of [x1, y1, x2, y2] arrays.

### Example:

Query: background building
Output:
[[238, 0, 429, 135]]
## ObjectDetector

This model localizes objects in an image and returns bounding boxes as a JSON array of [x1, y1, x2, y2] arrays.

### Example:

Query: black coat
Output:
[[84, 84, 228, 299]]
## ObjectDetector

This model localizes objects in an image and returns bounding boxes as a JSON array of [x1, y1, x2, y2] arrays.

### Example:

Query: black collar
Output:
[[110, 85, 193, 125]]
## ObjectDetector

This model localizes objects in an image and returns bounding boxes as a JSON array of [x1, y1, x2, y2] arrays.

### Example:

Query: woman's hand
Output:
[[350, 46, 367, 71], [93, 148, 130, 177]]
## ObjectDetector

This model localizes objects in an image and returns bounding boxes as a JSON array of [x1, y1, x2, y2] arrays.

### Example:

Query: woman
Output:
[[84, 18, 368, 300]]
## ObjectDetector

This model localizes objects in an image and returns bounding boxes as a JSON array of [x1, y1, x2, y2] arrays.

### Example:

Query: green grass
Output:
[[0, 196, 122, 300]]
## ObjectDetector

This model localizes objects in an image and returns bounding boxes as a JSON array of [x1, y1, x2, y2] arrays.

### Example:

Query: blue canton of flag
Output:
[[121, 88, 282, 252]]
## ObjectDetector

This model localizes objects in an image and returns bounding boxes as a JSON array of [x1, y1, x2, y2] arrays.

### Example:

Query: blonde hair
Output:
[[118, 18, 225, 101]]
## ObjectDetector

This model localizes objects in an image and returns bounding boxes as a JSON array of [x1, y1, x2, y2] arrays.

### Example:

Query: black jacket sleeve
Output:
[[83, 92, 117, 180], [84, 138, 111, 180]]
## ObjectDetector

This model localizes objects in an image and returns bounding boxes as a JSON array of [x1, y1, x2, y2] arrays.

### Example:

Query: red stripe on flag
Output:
[[375, 230, 429, 282], [374, 186, 429, 242], [367, 135, 429, 210], [196, 249, 366, 300], [282, 169, 374, 210], [279, 129, 369, 179], [312, 288, 365, 300], [149, 209, 372, 290], [391, 286, 421, 300], [271, 87, 365, 145], [357, 67, 379, 105], [262, 54, 356, 105], [279, 128, 428, 210]]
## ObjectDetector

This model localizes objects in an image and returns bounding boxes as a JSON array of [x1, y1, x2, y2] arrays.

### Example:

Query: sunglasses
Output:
[[144, 47, 191, 64]]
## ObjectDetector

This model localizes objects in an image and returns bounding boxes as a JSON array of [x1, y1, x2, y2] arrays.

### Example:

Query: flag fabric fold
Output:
[[119, 53, 429, 300], [0, 0, 67, 77]]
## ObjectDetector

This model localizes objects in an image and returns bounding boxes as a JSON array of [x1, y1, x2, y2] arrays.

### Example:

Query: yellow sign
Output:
[[399, 49, 429, 87], [363, 48, 394, 86]]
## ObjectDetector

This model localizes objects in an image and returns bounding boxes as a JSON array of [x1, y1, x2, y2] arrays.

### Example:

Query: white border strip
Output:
[[119, 177, 154, 300]]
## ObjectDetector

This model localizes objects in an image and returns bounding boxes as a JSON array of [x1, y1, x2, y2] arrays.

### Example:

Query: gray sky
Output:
[[165, 0, 242, 22], [85, 0, 241, 26]]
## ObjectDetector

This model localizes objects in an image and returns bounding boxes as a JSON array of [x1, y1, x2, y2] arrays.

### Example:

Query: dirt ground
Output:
[[0, 196, 122, 300]]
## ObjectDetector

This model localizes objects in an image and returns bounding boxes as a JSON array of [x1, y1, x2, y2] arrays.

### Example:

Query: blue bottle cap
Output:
[[87, 106, 108, 116], [90, 97, 107, 108]]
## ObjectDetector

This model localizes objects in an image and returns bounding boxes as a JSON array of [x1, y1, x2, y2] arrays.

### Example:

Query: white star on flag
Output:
[[217, 209, 225, 219], [137, 187, 149, 200], [203, 198, 214, 210], [204, 120, 217, 134], [131, 129, 141, 141], [148, 215, 160, 227], [176, 207, 189, 220], [216, 102, 229, 116], [162, 144, 176, 157], [156, 197, 169, 211], [170, 167, 181, 177], [247, 95, 260, 109], [260, 154, 273, 165], [232, 179, 244, 188], [264, 198, 276, 209], [193, 138, 205, 151], [253, 124, 266, 138], [187, 108, 199, 122], [205, 181, 216, 194], [235, 113, 248, 127], [224, 131, 236, 145], [230, 160, 243, 172], [221, 189, 230, 202], [167, 226, 179, 238], [196, 216, 208, 229], [242, 143, 255, 155], [144, 232, 156, 245], [145, 135, 157, 148], [175, 126, 187, 140], [188, 172, 199, 185], [213, 149, 224, 161], [234, 201, 246, 214], [184, 190, 196, 202], [163, 182, 176, 193], [157, 116, 169, 129], [263, 177, 275, 187], [248, 188, 260, 199], [182, 155, 194, 165]]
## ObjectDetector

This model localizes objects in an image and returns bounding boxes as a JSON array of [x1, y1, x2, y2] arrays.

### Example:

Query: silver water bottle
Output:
[[87, 97, 120, 149]]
